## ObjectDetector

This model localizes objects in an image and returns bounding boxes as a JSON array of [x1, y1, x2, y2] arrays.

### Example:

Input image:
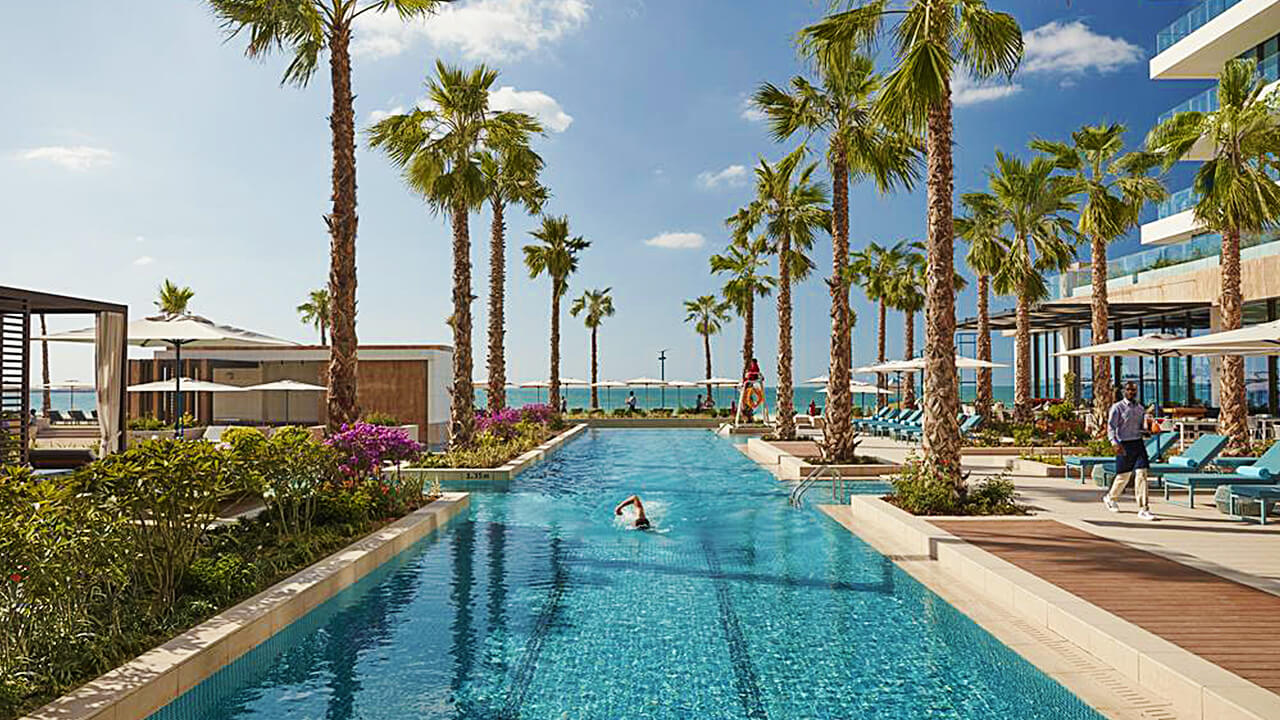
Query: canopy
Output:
[[1056, 333, 1185, 358], [242, 380, 327, 392], [1164, 320, 1280, 356], [128, 378, 245, 393], [41, 313, 295, 348]]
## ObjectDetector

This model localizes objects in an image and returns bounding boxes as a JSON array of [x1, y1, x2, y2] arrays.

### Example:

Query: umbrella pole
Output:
[[174, 342, 183, 435]]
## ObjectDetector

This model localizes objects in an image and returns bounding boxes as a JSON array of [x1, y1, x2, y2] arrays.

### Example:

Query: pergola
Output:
[[0, 286, 128, 466]]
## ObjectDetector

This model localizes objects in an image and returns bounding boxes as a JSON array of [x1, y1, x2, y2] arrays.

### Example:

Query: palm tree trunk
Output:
[[1219, 228, 1248, 448], [826, 144, 855, 460], [590, 326, 599, 409], [922, 97, 962, 487], [1089, 234, 1112, 437], [487, 198, 507, 412], [742, 295, 754, 377], [39, 314, 51, 418], [876, 300, 887, 409], [324, 19, 360, 432], [704, 331, 713, 398], [777, 236, 796, 439], [1014, 291, 1032, 423], [976, 275, 993, 419], [549, 281, 562, 413], [320, 322, 327, 346], [903, 312, 916, 408], [449, 198, 476, 446]]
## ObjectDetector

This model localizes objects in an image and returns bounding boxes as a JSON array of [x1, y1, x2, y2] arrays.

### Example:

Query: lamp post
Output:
[[658, 349, 668, 408]]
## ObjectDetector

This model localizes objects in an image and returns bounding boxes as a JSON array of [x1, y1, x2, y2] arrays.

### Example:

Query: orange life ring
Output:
[[743, 385, 764, 410]]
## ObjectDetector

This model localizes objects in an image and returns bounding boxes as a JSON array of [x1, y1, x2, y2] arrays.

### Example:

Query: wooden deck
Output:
[[932, 518, 1280, 694]]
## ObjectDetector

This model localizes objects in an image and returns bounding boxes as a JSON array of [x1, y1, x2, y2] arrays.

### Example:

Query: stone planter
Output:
[[388, 423, 587, 486]]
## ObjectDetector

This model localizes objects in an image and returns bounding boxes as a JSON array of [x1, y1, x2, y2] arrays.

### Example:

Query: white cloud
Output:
[[697, 164, 748, 189], [740, 98, 766, 123], [19, 145, 114, 171], [133, 256, 154, 266], [1022, 21, 1144, 75], [488, 86, 573, 132], [367, 105, 405, 124], [645, 231, 705, 249], [353, 0, 589, 61], [952, 69, 1022, 107]]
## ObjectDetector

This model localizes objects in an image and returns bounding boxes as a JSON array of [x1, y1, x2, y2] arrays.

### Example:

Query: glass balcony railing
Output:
[[1156, 0, 1244, 54], [1157, 56, 1279, 126], [1060, 229, 1280, 293], [1156, 185, 1199, 219]]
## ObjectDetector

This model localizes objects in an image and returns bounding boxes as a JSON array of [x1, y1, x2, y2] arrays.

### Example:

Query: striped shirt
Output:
[[1107, 398, 1147, 444]]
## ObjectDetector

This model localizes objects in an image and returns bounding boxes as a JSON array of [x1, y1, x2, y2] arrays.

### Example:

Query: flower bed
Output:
[[884, 455, 1029, 516], [0, 422, 427, 720], [414, 404, 562, 469]]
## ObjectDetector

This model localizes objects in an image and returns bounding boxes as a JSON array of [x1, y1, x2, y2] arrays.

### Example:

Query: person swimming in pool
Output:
[[614, 495, 652, 530]]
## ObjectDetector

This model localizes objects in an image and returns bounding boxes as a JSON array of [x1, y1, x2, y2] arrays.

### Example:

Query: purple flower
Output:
[[325, 422, 422, 480]]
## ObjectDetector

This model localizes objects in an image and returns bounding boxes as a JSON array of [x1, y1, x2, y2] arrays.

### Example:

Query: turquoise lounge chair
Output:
[[853, 407, 892, 431], [902, 413, 981, 442], [864, 408, 906, 433], [880, 409, 921, 437], [1226, 484, 1280, 524], [1163, 440, 1280, 508], [1096, 433, 1228, 489], [1064, 432, 1175, 485]]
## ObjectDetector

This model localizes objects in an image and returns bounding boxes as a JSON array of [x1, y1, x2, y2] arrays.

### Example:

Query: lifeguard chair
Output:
[[734, 376, 771, 427]]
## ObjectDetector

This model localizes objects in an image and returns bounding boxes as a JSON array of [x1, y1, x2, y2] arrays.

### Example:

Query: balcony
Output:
[[1062, 229, 1280, 297], [1157, 185, 1200, 219], [1143, 184, 1203, 246], [1151, 0, 1280, 80], [1155, 56, 1279, 161]]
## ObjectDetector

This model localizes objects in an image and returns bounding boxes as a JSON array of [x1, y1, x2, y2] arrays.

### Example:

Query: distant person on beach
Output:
[[695, 393, 704, 411], [626, 391, 638, 412], [560, 396, 568, 413], [614, 495, 652, 530], [744, 358, 762, 383], [808, 400, 818, 417]]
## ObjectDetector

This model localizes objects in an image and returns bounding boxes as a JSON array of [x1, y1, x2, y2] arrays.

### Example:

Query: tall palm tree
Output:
[[710, 226, 774, 376], [524, 215, 590, 413], [752, 49, 920, 460], [1148, 58, 1280, 449], [39, 314, 50, 419], [803, 0, 1022, 484], [570, 288, 615, 409], [848, 240, 907, 407], [981, 151, 1081, 422], [296, 288, 332, 345], [956, 193, 1009, 419], [369, 62, 541, 446], [155, 279, 194, 316], [209, 0, 445, 432], [479, 135, 547, 412], [735, 147, 830, 439], [887, 244, 966, 409], [1031, 124, 1166, 431], [684, 295, 733, 398]]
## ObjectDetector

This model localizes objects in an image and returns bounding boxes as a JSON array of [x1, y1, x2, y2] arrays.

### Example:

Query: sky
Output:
[[2, 0, 1212, 387]]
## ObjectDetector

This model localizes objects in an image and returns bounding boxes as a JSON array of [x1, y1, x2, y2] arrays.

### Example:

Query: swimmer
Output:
[[614, 495, 652, 530]]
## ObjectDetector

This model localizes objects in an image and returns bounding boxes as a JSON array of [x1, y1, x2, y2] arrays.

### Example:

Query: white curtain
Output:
[[96, 311, 125, 457]]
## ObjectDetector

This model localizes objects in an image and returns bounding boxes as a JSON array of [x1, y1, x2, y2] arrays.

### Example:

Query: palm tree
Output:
[[524, 215, 590, 413], [803, 0, 1022, 483], [1148, 58, 1280, 449], [684, 295, 733, 398], [735, 147, 830, 439], [710, 225, 774, 377], [209, 0, 444, 432], [155, 279, 194, 315], [956, 193, 1009, 420], [981, 151, 1081, 422], [369, 62, 541, 447], [296, 288, 332, 345], [848, 240, 907, 407], [479, 133, 548, 412], [570, 288, 615, 409], [39, 314, 51, 419], [1031, 124, 1166, 431], [752, 49, 921, 461], [887, 244, 967, 409]]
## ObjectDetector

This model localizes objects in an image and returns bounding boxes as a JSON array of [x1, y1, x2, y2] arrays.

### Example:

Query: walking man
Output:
[[1103, 381, 1156, 521]]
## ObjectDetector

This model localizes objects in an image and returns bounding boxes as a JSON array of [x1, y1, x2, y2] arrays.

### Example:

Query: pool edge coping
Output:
[[847, 495, 1280, 720], [387, 422, 588, 483], [22, 492, 472, 720], [742, 437, 903, 480]]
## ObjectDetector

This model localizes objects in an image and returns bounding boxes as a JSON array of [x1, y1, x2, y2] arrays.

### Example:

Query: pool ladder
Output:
[[789, 465, 844, 507]]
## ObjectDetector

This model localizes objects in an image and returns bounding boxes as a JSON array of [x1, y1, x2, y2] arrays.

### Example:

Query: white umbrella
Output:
[[804, 375, 830, 385], [1164, 320, 1280, 356], [666, 380, 699, 407], [517, 380, 548, 403], [626, 377, 667, 407], [591, 380, 626, 407], [1057, 333, 1185, 411], [35, 379, 95, 411], [129, 378, 246, 393], [242, 380, 326, 424], [558, 377, 590, 386], [705, 377, 740, 386], [43, 314, 294, 432]]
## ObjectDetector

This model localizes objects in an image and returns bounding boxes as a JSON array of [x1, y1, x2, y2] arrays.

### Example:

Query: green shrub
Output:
[[127, 415, 168, 431], [81, 439, 230, 609], [1043, 402, 1076, 422], [183, 553, 260, 605], [314, 485, 377, 528], [887, 456, 1027, 516], [1010, 424, 1035, 447], [612, 408, 630, 417], [362, 412, 400, 426], [258, 427, 338, 539]]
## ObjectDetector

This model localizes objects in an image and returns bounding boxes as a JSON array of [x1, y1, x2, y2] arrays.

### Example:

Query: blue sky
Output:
[[3, 0, 1210, 385]]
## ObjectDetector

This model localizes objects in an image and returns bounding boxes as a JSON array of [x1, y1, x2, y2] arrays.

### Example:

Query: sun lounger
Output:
[[1162, 440, 1280, 508], [48, 409, 69, 424], [881, 409, 922, 437], [865, 409, 908, 435], [1064, 432, 1175, 484], [1096, 433, 1228, 489], [901, 412, 982, 442], [1226, 485, 1280, 524], [68, 409, 91, 424], [852, 407, 892, 430]]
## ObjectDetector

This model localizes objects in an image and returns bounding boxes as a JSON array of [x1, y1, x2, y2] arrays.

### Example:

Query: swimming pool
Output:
[[150, 429, 1101, 719]]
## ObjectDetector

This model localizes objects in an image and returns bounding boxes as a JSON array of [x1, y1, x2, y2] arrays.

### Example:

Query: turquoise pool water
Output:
[[151, 429, 1101, 719]]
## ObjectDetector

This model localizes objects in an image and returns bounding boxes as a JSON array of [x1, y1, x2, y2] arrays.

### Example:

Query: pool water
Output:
[[152, 429, 1101, 719]]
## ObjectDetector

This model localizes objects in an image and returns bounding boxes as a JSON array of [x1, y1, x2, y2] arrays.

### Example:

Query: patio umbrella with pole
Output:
[[593, 380, 627, 409], [705, 377, 741, 409], [241, 379, 327, 424], [1057, 333, 1184, 414], [625, 377, 666, 409], [518, 380, 548, 404], [558, 378, 590, 410], [1164, 319, 1280, 356], [666, 380, 698, 408], [43, 313, 296, 433], [35, 379, 95, 411]]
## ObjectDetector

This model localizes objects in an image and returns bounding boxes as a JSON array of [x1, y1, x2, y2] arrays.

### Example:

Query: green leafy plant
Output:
[[362, 412, 400, 427], [1043, 402, 1075, 422], [887, 455, 1027, 516]]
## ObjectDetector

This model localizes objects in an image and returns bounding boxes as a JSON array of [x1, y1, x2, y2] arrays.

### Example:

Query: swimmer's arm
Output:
[[614, 495, 640, 515]]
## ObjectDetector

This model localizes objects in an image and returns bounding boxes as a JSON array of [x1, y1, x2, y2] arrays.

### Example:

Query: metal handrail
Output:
[[790, 464, 843, 507]]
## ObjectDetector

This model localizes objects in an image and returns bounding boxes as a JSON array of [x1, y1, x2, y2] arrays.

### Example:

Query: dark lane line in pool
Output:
[[497, 533, 568, 720], [564, 555, 893, 595], [700, 538, 769, 720]]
